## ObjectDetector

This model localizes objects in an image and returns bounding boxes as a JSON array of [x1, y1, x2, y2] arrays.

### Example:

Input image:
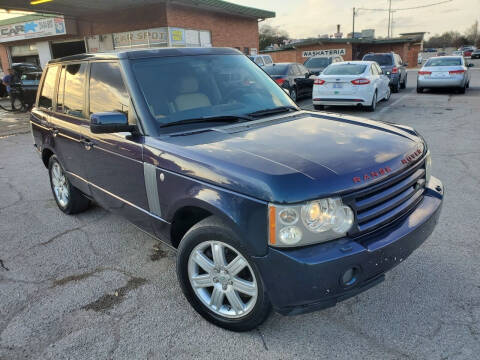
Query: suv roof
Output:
[[48, 47, 242, 64]]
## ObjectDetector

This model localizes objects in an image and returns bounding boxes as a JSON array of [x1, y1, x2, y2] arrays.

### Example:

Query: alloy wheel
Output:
[[51, 162, 69, 208], [187, 240, 258, 319]]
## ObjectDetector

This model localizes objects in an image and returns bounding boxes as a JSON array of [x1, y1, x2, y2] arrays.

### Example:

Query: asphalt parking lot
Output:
[[1, 66, 480, 359]]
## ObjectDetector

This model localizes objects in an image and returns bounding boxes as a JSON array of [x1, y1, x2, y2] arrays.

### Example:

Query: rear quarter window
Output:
[[38, 65, 59, 109]]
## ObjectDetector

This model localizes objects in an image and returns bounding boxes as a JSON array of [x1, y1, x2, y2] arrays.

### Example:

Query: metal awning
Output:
[[0, 0, 275, 19]]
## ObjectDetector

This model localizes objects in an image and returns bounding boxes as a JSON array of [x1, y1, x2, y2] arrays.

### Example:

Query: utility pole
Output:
[[387, 0, 392, 38], [352, 7, 355, 39]]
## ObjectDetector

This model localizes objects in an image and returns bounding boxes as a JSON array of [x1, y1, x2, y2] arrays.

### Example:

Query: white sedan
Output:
[[312, 61, 390, 112]]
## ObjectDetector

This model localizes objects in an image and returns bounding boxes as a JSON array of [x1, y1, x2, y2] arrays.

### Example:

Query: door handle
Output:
[[52, 128, 59, 137], [81, 138, 94, 151]]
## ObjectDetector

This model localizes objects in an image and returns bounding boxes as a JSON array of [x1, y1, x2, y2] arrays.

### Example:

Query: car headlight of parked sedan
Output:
[[269, 198, 354, 247]]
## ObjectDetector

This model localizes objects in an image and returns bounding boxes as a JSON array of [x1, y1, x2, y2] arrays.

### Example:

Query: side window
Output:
[[56, 67, 66, 112], [299, 64, 308, 75], [89, 62, 129, 116], [38, 65, 59, 109], [63, 63, 87, 118], [264, 56, 273, 65], [255, 57, 264, 66]]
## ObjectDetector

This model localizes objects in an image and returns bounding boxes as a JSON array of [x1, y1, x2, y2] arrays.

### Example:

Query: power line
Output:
[[353, 0, 453, 38]]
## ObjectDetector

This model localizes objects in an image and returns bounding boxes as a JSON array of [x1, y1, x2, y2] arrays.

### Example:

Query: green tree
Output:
[[259, 24, 290, 50]]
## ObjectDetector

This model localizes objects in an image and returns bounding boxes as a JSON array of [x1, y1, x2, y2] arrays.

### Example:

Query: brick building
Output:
[[261, 37, 423, 67], [0, 0, 274, 71]]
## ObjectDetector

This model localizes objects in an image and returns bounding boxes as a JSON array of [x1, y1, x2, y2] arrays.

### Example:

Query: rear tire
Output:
[[391, 82, 399, 93], [458, 84, 466, 94], [416, 87, 423, 93], [48, 155, 90, 214], [314, 105, 324, 110], [366, 91, 377, 112], [176, 216, 272, 332]]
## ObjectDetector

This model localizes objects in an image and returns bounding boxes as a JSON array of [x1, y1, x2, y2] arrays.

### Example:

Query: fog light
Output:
[[341, 267, 359, 286]]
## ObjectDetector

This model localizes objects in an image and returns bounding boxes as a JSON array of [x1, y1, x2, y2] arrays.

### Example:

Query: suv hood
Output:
[[145, 111, 425, 203]]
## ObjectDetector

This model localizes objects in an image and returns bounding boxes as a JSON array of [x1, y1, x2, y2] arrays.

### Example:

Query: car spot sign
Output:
[[303, 49, 346, 57]]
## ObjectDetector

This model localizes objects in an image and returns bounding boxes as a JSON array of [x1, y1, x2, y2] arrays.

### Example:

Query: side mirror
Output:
[[90, 112, 134, 134], [467, 63, 474, 67]]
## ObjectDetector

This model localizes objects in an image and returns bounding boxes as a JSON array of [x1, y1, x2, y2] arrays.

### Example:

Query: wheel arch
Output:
[[42, 147, 55, 168], [166, 189, 268, 256]]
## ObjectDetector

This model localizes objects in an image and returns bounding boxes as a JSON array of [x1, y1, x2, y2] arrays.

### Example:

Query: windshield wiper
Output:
[[160, 115, 252, 128], [247, 106, 298, 118]]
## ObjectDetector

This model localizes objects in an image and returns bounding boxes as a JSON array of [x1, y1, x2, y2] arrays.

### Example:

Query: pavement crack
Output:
[[256, 328, 269, 351], [0, 259, 9, 271]]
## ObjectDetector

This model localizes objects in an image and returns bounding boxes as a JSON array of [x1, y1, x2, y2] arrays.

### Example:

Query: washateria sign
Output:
[[302, 48, 346, 57], [0, 17, 66, 43]]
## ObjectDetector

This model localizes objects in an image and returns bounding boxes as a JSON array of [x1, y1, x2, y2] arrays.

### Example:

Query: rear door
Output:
[[31, 65, 59, 156], [82, 61, 150, 229], [298, 64, 314, 96], [49, 62, 91, 195]]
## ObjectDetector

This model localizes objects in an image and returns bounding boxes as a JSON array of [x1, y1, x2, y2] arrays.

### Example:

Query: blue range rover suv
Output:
[[30, 48, 443, 331]]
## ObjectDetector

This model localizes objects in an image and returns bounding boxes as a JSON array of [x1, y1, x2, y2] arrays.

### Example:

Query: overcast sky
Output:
[[234, 0, 479, 39]]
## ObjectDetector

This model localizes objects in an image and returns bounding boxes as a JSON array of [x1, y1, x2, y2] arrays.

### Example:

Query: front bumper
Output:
[[254, 177, 443, 315]]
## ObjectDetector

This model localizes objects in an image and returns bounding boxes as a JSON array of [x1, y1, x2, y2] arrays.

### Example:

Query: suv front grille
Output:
[[346, 159, 426, 235]]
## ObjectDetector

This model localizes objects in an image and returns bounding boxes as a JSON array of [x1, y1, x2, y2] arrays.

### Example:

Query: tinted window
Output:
[[89, 62, 129, 115], [304, 57, 331, 68], [56, 67, 66, 112], [298, 64, 309, 74], [323, 64, 367, 75], [38, 65, 58, 109], [425, 57, 462, 66], [264, 64, 289, 75], [63, 63, 86, 118], [362, 54, 393, 66]]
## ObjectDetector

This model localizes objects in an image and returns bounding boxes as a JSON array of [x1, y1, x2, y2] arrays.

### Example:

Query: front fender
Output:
[[158, 169, 269, 256]]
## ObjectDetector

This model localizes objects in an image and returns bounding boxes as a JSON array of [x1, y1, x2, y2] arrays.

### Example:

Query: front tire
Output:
[[400, 75, 407, 89], [314, 104, 324, 110], [48, 155, 90, 214], [417, 87, 423, 93], [391, 82, 399, 93], [176, 216, 271, 332]]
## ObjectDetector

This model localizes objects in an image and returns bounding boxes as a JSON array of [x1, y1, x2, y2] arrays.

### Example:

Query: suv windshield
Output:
[[304, 58, 331, 68], [425, 57, 462, 66], [323, 64, 367, 75], [362, 54, 393, 66], [131, 55, 295, 129]]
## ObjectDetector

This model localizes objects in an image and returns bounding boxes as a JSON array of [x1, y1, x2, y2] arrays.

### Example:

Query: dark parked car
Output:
[[362, 52, 408, 92], [0, 62, 42, 104], [470, 50, 480, 59], [303, 55, 344, 75], [31, 48, 443, 331], [263, 62, 314, 101]]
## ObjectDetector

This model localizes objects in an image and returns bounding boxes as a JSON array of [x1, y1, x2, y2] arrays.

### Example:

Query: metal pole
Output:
[[352, 7, 355, 39], [387, 0, 392, 38]]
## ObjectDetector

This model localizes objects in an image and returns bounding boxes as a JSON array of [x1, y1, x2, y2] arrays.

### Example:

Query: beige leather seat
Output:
[[174, 77, 211, 111]]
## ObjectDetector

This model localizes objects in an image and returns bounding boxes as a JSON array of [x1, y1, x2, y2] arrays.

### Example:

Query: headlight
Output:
[[425, 150, 432, 184], [269, 198, 354, 247]]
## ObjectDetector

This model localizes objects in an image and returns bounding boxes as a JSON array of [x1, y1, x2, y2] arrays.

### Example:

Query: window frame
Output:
[[87, 60, 130, 117], [87, 59, 141, 133], [52, 61, 89, 121]]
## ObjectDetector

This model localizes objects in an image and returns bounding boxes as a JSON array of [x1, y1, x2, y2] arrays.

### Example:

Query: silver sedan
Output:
[[417, 56, 473, 94]]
